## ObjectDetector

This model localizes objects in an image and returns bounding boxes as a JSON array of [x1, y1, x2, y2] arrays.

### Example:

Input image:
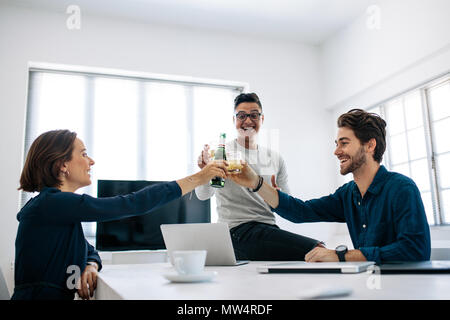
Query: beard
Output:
[[340, 146, 367, 175]]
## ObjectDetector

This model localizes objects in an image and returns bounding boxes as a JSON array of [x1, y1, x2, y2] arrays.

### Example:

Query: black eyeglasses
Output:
[[235, 111, 262, 121]]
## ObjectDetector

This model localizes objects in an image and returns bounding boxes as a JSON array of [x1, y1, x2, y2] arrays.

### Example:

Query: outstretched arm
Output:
[[177, 161, 227, 196], [229, 162, 345, 223], [42, 161, 228, 224], [228, 160, 280, 208]]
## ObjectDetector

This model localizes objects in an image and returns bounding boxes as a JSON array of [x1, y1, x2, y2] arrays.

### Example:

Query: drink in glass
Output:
[[226, 151, 243, 173]]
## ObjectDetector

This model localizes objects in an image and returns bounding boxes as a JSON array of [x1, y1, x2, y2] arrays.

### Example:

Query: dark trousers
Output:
[[230, 221, 322, 261]]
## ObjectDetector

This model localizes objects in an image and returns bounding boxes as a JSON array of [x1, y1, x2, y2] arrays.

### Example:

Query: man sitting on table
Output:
[[229, 108, 431, 264], [195, 92, 322, 261]]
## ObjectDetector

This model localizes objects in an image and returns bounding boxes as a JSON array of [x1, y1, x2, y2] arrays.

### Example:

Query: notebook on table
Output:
[[379, 260, 450, 274], [257, 261, 376, 274]]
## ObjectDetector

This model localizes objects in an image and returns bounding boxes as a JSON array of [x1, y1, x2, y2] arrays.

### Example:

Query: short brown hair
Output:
[[234, 92, 262, 110], [19, 130, 77, 192], [337, 109, 387, 163]]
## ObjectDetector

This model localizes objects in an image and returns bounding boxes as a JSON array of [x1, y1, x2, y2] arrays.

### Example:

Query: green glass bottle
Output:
[[210, 133, 226, 188]]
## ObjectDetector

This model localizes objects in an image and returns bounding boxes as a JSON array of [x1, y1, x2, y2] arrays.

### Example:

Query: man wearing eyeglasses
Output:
[[195, 93, 322, 261]]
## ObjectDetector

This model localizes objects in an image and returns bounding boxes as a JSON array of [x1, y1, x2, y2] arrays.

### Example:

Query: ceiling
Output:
[[8, 0, 375, 45]]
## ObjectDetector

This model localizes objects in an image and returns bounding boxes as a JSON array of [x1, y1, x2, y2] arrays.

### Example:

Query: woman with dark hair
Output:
[[13, 129, 227, 300]]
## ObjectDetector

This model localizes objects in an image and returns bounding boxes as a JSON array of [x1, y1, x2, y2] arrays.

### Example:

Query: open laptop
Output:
[[257, 261, 375, 274], [379, 260, 450, 274], [160, 223, 249, 266]]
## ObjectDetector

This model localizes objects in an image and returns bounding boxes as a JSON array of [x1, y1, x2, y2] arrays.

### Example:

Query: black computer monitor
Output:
[[96, 180, 211, 251]]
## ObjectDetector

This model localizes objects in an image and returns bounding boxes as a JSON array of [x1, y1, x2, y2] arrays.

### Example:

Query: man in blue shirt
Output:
[[230, 109, 431, 264]]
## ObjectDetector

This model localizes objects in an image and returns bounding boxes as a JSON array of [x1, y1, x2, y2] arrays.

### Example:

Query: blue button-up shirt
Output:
[[274, 166, 431, 263]]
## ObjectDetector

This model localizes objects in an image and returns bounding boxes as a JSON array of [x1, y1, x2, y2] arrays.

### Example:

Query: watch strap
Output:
[[335, 245, 348, 262]]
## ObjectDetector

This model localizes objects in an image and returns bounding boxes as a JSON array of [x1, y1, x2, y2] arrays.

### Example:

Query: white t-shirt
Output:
[[195, 139, 290, 229]]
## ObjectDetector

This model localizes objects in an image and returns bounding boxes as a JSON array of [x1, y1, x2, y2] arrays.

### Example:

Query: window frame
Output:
[[22, 63, 247, 237], [368, 73, 450, 226]]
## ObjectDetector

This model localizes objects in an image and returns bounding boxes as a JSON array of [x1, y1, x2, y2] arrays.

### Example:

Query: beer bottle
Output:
[[210, 133, 226, 188]]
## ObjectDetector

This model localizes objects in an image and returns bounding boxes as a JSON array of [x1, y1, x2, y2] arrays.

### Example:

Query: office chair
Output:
[[0, 267, 10, 300]]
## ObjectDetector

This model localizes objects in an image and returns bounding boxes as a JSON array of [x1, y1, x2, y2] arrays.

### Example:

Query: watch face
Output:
[[336, 245, 347, 252]]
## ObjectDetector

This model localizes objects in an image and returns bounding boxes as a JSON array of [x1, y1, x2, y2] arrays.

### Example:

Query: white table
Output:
[[95, 262, 450, 300]]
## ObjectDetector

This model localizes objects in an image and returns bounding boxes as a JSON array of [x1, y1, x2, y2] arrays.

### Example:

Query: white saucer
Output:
[[163, 271, 217, 283]]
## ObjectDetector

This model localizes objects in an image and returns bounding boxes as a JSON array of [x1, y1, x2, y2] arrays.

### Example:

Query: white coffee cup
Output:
[[171, 250, 207, 275]]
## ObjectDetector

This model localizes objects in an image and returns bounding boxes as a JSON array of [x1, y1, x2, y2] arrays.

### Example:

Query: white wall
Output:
[[0, 4, 336, 293], [321, 0, 450, 112]]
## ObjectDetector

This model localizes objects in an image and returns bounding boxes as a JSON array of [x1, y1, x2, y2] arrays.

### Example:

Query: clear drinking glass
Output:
[[226, 151, 243, 173], [205, 140, 218, 164]]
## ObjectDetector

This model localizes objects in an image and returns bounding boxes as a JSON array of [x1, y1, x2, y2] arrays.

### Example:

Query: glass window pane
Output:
[[433, 118, 450, 154], [193, 86, 236, 159], [441, 189, 450, 224], [407, 127, 427, 160], [145, 82, 188, 180], [437, 153, 450, 189], [368, 106, 381, 117], [385, 99, 405, 135], [389, 133, 408, 165], [92, 77, 139, 181], [420, 191, 435, 225], [429, 83, 450, 121], [404, 91, 424, 130], [25, 69, 244, 239], [391, 163, 410, 177], [410, 159, 430, 192], [35, 73, 86, 137]]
